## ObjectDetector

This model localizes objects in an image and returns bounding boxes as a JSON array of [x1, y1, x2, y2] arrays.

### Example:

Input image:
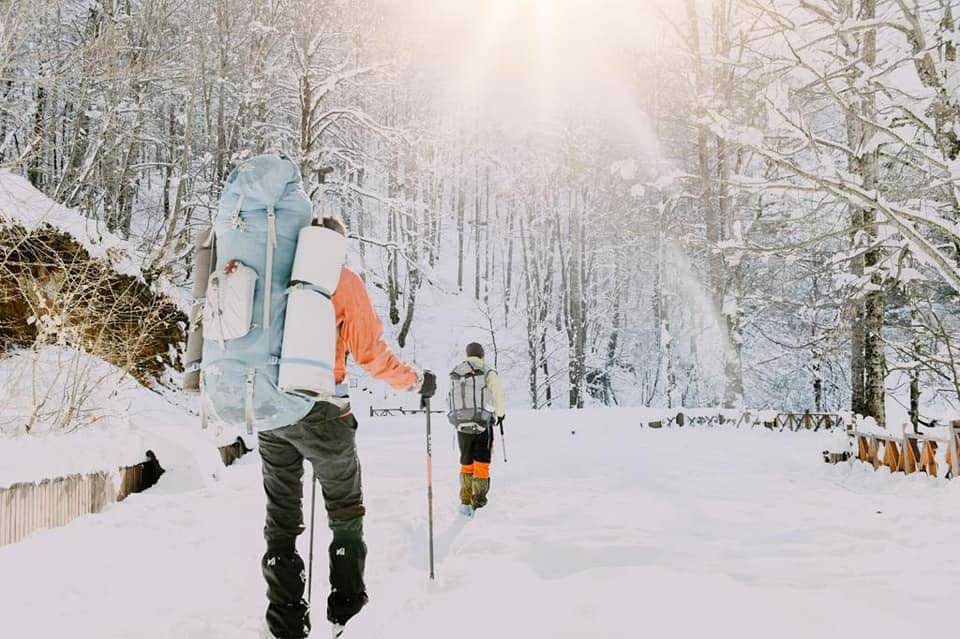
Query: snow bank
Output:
[[0, 346, 148, 434], [0, 425, 150, 491], [857, 415, 887, 436], [0, 347, 224, 489]]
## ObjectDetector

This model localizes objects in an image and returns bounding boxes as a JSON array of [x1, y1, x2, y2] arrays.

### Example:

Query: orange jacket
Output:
[[331, 266, 419, 391]]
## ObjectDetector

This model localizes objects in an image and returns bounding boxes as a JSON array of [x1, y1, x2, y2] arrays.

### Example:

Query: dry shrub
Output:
[[0, 220, 185, 386]]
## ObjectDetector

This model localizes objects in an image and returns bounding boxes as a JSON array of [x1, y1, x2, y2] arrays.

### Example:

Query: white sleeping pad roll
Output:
[[279, 288, 337, 398], [279, 224, 347, 398], [290, 226, 347, 294]]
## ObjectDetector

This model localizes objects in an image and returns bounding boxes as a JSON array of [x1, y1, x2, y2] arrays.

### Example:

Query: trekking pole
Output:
[[499, 419, 508, 463], [425, 398, 435, 580], [307, 473, 318, 603]]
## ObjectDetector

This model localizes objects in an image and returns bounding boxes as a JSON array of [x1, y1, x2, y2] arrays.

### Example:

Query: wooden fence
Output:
[[853, 422, 960, 478], [369, 406, 443, 417], [0, 451, 164, 547], [732, 411, 844, 431], [367, 407, 846, 431], [646, 411, 843, 431], [648, 412, 730, 428], [773, 412, 843, 431]]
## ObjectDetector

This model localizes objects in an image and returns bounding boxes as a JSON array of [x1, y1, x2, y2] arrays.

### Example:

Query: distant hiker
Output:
[[447, 342, 505, 516], [258, 217, 436, 639], [195, 155, 433, 639]]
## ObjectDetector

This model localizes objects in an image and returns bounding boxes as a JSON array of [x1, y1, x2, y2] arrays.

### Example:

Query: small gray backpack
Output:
[[447, 360, 496, 433]]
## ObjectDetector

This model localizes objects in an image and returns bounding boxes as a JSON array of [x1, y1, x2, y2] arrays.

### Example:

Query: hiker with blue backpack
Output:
[[194, 155, 435, 639], [447, 342, 506, 516]]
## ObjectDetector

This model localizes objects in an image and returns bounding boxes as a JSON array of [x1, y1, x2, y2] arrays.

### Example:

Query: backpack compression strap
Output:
[[263, 205, 277, 331], [245, 369, 256, 435]]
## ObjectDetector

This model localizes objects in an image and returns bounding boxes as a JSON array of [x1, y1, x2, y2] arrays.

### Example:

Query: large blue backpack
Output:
[[201, 155, 315, 432]]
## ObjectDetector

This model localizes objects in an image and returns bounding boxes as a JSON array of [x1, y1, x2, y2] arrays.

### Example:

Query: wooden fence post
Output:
[[881, 439, 899, 473], [901, 424, 915, 474]]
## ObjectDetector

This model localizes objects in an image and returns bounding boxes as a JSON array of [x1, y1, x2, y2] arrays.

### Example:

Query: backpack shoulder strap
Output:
[[201, 226, 216, 250], [465, 360, 491, 375], [454, 360, 476, 375]]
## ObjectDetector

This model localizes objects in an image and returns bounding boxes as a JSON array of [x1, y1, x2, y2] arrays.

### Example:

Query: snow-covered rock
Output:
[[0, 171, 141, 280]]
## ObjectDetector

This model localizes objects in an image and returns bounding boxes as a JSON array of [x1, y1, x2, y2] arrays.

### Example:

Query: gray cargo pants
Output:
[[258, 401, 368, 639]]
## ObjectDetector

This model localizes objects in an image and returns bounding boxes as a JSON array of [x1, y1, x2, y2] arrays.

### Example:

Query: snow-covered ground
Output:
[[2, 408, 959, 639]]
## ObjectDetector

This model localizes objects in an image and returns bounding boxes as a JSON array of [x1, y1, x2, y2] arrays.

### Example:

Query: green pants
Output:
[[258, 402, 368, 638], [458, 427, 494, 508]]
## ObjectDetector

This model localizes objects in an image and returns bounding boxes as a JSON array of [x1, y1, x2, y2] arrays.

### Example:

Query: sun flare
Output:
[[393, 0, 667, 143]]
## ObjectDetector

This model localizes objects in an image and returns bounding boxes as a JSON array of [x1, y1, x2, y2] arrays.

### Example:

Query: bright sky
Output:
[[390, 0, 671, 147]]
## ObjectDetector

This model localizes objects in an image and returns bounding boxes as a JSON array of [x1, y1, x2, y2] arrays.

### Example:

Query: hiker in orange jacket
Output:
[[259, 217, 436, 639]]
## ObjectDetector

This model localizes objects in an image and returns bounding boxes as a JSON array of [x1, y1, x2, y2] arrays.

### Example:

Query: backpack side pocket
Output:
[[203, 261, 258, 342]]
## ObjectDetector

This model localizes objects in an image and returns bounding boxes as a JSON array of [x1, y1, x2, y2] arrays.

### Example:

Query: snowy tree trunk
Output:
[[519, 215, 540, 407], [397, 184, 420, 348], [850, 304, 866, 416], [860, 0, 886, 424], [538, 213, 556, 407], [504, 211, 514, 326], [456, 171, 465, 291], [27, 83, 44, 189], [686, 0, 743, 408], [909, 371, 920, 433], [812, 347, 824, 413], [484, 170, 492, 307], [355, 168, 368, 272], [474, 165, 481, 301], [214, 0, 230, 188], [603, 262, 621, 406], [386, 172, 400, 325], [567, 226, 583, 408], [563, 189, 587, 409]]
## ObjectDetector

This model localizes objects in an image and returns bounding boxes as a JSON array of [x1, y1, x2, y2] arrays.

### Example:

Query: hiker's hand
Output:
[[497, 415, 505, 428], [418, 370, 436, 399]]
